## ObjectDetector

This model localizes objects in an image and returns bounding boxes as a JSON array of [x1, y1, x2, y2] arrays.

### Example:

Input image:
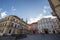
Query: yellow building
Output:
[[48, 0, 60, 21], [0, 15, 29, 36]]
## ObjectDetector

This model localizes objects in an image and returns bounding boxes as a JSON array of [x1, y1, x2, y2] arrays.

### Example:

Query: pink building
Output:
[[29, 22, 38, 34]]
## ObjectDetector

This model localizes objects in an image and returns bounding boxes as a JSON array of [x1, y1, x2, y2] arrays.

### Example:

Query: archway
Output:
[[44, 29, 48, 34]]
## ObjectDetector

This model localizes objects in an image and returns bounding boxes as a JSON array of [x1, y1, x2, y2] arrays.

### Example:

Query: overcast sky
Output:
[[0, 0, 54, 24]]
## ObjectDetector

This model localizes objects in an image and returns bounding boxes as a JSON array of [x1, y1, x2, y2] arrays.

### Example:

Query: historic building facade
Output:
[[38, 17, 60, 34], [29, 22, 38, 34], [53, 18, 60, 33], [48, 0, 60, 33], [0, 15, 29, 36], [48, 0, 60, 21]]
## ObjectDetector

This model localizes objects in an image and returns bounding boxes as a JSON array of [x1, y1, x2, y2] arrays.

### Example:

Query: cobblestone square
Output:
[[19, 34, 60, 40]]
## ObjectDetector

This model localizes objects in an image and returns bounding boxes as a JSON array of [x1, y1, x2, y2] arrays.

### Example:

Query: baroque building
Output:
[[38, 17, 60, 34], [0, 15, 29, 36]]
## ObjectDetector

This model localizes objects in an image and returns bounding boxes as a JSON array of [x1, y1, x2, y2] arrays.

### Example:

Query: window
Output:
[[15, 19, 17, 22], [13, 24, 17, 28], [4, 23, 6, 26], [18, 21, 19, 24], [9, 29, 11, 33], [0, 29, 4, 33], [1, 23, 2, 26], [2, 23, 4, 26], [3, 22, 7, 26], [11, 18, 15, 21], [16, 24, 18, 28], [13, 23, 14, 27], [52, 25, 53, 28], [10, 23, 14, 27], [15, 20, 19, 23], [15, 24, 17, 28], [17, 25, 19, 28]]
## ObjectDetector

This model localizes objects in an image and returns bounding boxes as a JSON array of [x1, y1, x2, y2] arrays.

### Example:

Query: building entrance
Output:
[[44, 29, 48, 34]]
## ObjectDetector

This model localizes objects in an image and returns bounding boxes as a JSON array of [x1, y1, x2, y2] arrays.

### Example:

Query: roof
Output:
[[9, 15, 27, 24]]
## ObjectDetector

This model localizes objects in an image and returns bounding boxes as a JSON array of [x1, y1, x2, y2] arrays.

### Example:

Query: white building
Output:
[[38, 17, 59, 34], [53, 18, 60, 34]]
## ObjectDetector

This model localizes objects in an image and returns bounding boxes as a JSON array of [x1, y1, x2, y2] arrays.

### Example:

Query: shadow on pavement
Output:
[[11, 34, 27, 39]]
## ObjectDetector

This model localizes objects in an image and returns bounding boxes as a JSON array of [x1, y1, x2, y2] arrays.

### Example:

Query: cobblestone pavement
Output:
[[0, 34, 60, 40], [18, 34, 60, 40]]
